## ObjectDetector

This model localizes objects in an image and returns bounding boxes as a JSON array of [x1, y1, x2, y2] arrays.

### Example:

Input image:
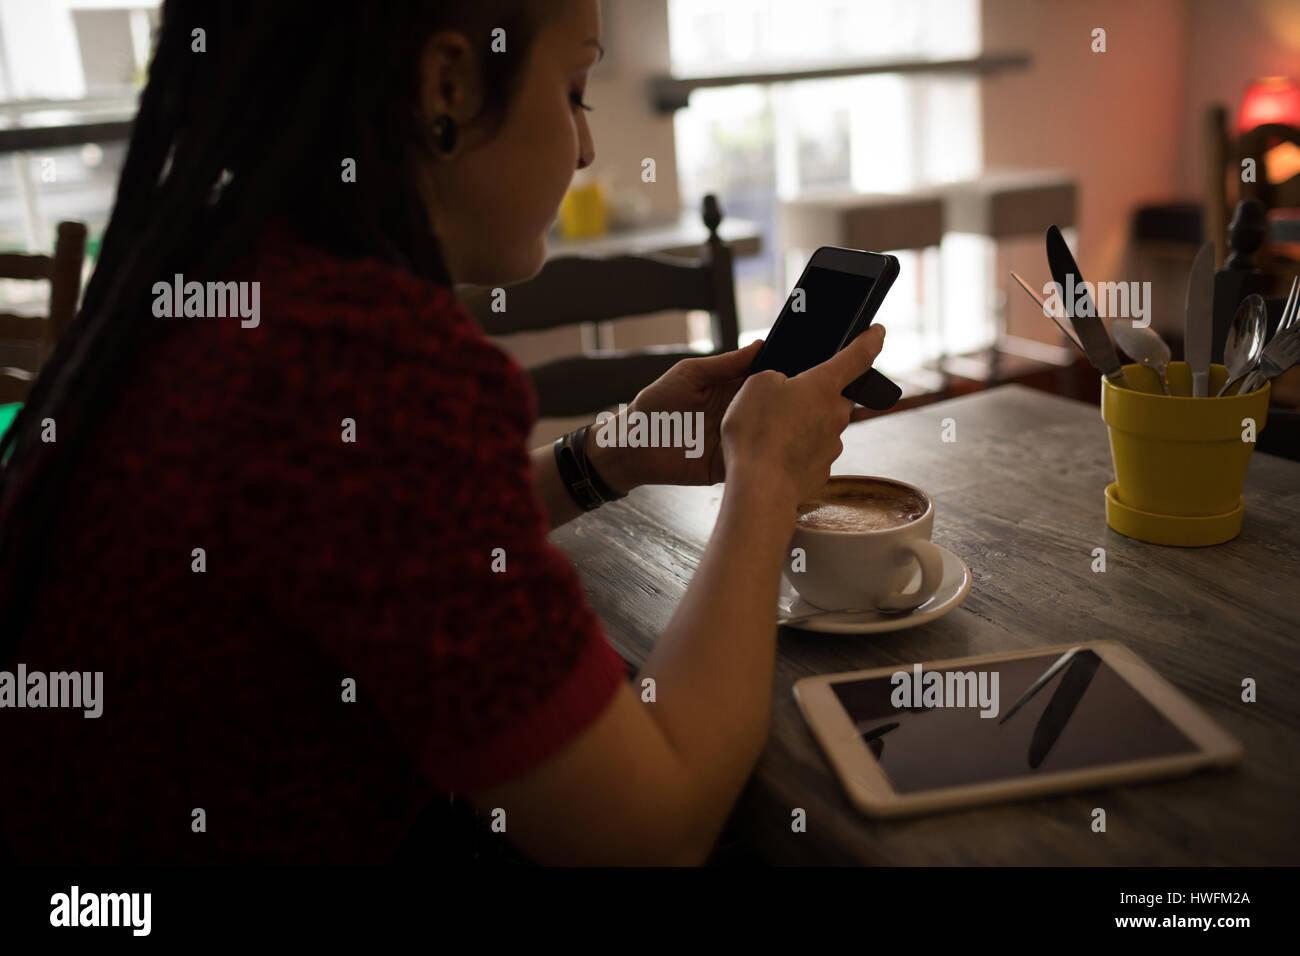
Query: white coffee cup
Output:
[[784, 475, 945, 612]]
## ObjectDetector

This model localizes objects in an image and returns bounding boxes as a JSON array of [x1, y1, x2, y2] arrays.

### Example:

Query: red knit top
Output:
[[0, 219, 627, 864]]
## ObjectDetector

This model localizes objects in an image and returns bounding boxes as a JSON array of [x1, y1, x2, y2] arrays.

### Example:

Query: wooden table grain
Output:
[[550, 385, 1300, 865]]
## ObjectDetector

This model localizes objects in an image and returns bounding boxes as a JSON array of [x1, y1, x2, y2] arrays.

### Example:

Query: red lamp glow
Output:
[[1237, 76, 1300, 134]]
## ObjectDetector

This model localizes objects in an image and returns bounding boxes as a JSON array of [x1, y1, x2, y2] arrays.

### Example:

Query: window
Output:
[[0, 0, 158, 304], [669, 0, 987, 375]]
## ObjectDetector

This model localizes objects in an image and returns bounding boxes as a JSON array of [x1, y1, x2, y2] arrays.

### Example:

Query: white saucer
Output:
[[776, 544, 971, 634]]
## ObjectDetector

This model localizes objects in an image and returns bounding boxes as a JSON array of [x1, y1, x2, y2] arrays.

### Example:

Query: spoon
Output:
[[779, 604, 909, 627], [1216, 294, 1267, 397], [1237, 281, 1300, 393], [1111, 320, 1172, 395]]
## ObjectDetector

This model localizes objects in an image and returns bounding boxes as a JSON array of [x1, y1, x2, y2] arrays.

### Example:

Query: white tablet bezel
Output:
[[792, 640, 1243, 817]]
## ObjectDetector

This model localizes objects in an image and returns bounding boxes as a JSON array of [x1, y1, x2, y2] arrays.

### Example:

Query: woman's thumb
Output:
[[690, 338, 764, 377]]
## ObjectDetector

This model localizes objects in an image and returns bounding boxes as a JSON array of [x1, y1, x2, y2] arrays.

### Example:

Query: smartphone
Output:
[[747, 247, 902, 410]]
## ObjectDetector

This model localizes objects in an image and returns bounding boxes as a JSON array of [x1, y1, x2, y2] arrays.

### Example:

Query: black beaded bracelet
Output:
[[573, 425, 625, 502], [553, 425, 625, 512]]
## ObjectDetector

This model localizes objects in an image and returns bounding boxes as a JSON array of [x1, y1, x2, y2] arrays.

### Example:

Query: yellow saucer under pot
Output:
[[1100, 362, 1269, 547]]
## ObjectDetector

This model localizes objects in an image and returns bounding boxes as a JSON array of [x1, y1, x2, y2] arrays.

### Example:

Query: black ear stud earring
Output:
[[430, 114, 458, 155]]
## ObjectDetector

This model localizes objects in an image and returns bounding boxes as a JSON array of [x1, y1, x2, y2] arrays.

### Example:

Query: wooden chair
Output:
[[461, 195, 738, 419], [1210, 199, 1270, 363], [1238, 123, 1300, 212], [0, 221, 88, 404], [1210, 200, 1300, 461], [1204, 104, 1300, 268], [1203, 109, 1300, 426]]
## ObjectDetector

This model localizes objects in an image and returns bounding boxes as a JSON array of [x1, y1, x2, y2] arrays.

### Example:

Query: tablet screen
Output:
[[829, 650, 1198, 794]]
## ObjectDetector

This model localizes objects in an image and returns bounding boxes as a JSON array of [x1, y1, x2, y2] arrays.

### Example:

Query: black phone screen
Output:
[[750, 265, 880, 378]]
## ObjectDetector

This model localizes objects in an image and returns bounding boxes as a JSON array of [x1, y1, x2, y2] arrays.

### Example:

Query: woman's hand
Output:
[[585, 332, 887, 495], [585, 339, 766, 491], [721, 324, 887, 510]]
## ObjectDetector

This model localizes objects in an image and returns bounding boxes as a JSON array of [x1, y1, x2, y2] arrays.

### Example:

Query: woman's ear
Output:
[[417, 30, 484, 127]]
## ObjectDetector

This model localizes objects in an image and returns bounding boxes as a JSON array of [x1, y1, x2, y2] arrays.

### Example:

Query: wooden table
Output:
[[551, 385, 1300, 864]]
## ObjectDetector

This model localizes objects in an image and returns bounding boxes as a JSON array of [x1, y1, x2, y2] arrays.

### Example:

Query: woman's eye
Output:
[[569, 90, 593, 112]]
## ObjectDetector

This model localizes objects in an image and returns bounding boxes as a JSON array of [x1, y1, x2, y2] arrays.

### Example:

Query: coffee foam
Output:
[[796, 480, 927, 533]]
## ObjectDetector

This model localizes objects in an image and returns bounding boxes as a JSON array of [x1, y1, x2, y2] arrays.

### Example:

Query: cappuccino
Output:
[[796, 478, 927, 533]]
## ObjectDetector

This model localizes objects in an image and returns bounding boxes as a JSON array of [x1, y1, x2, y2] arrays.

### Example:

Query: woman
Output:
[[0, 0, 886, 865]]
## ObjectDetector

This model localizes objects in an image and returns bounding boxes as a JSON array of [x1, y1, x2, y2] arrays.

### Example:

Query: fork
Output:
[[1281, 276, 1300, 334], [1238, 323, 1300, 394]]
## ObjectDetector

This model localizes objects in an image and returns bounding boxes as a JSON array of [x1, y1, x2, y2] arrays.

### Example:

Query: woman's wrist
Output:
[[712, 471, 801, 572], [720, 460, 802, 525], [584, 421, 640, 496]]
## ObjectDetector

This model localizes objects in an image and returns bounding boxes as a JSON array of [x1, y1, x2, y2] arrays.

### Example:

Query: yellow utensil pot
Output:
[[558, 181, 607, 240], [1100, 361, 1269, 546]]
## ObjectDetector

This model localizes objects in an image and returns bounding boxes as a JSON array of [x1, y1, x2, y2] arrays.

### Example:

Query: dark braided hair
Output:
[[0, 0, 554, 647]]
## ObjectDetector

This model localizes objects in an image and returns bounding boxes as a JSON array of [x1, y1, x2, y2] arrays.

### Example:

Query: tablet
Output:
[[793, 641, 1243, 817]]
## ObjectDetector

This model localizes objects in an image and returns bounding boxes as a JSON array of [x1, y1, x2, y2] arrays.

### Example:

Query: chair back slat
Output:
[[529, 351, 703, 419], [459, 195, 741, 419], [0, 313, 48, 342], [0, 372, 32, 405], [466, 253, 715, 335], [0, 253, 52, 282]]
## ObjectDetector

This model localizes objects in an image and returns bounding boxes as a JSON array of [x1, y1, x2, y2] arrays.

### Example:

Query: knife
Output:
[[1045, 226, 1130, 389], [1185, 242, 1215, 397]]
